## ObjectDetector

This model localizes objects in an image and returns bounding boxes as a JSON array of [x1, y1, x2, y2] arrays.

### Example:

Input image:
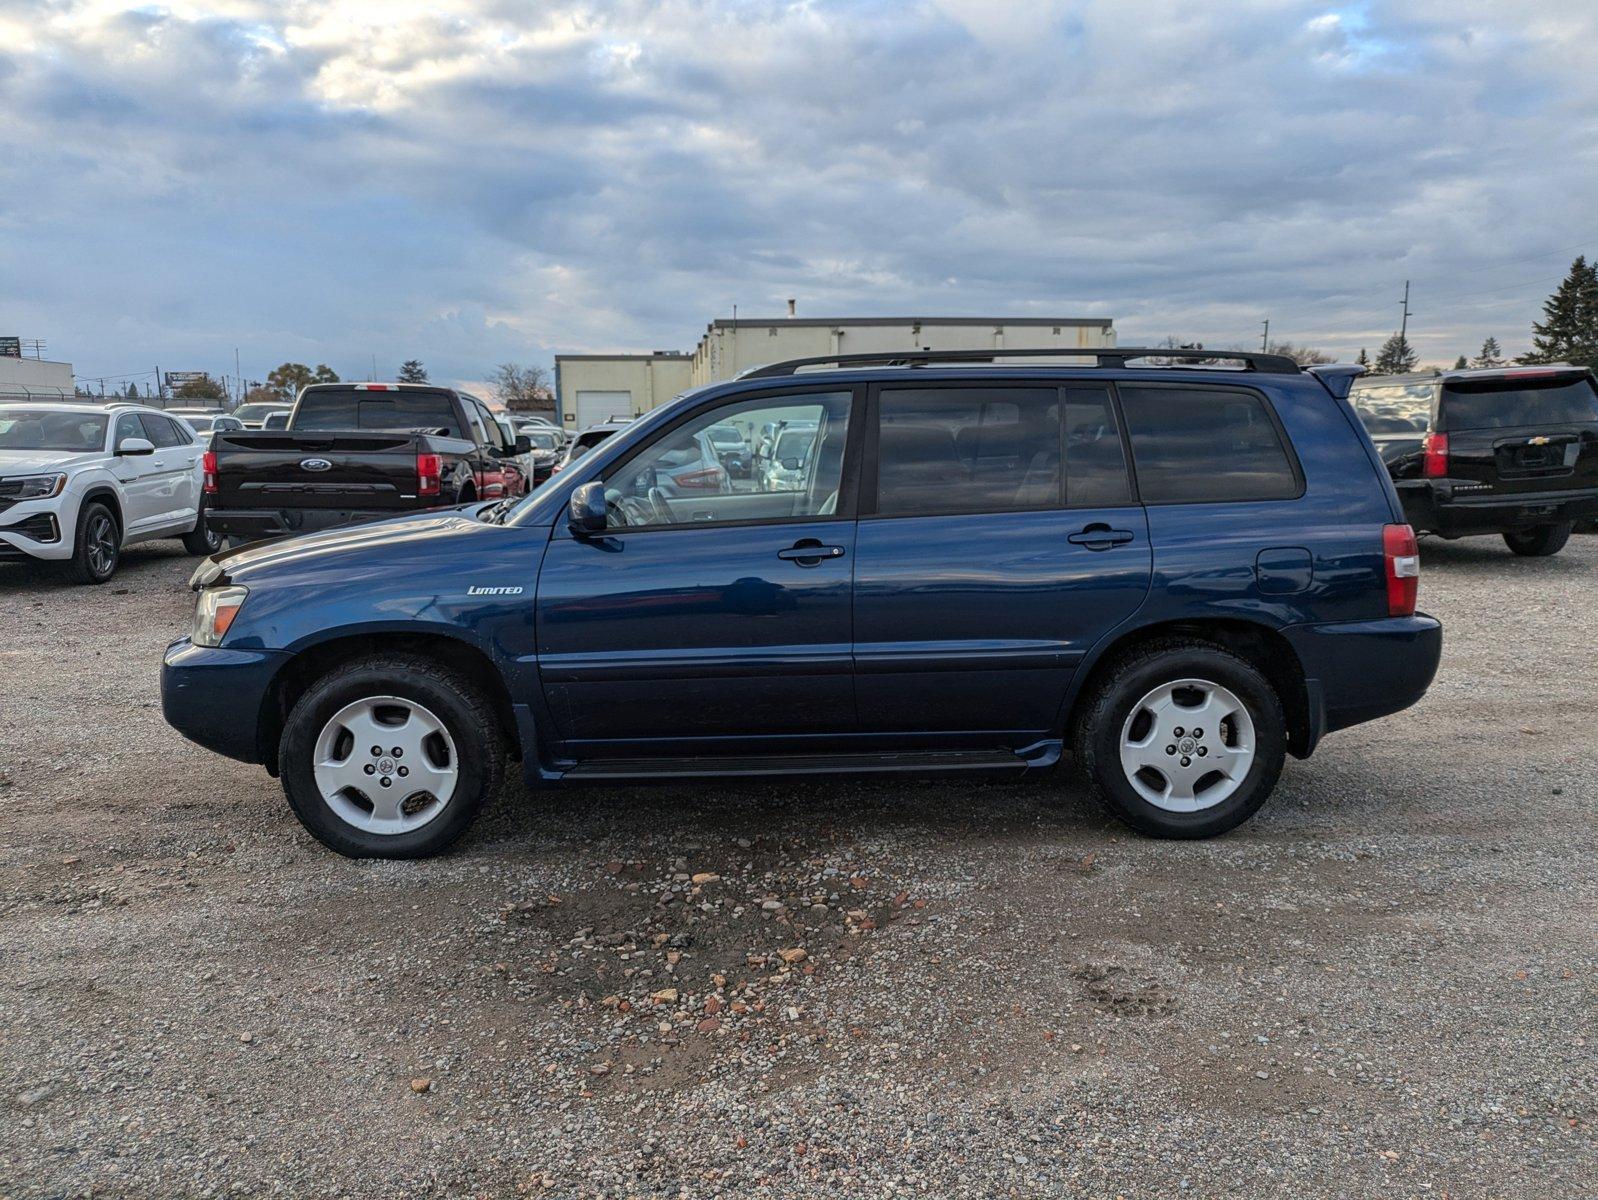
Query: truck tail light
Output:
[[1383, 523, 1419, 616], [674, 466, 724, 490], [1422, 432, 1449, 478], [417, 453, 441, 497], [202, 450, 218, 495]]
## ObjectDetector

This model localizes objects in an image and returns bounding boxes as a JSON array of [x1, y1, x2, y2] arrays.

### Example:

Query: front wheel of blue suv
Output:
[[1073, 640, 1286, 838], [278, 654, 506, 858]]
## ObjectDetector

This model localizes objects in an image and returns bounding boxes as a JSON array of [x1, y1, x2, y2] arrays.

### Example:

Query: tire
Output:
[[1071, 639, 1286, 839], [1503, 522, 1572, 557], [279, 654, 506, 859], [181, 497, 223, 556], [60, 501, 120, 585]]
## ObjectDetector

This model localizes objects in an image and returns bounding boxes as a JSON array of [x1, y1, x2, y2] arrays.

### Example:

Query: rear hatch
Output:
[[1438, 369, 1598, 499], [211, 431, 424, 512]]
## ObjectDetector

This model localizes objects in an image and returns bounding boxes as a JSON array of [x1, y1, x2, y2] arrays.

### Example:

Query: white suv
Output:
[[0, 402, 219, 583]]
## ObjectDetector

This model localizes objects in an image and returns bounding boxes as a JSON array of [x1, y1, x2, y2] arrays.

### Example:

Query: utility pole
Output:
[[154, 366, 162, 402], [1398, 280, 1412, 344], [1260, 319, 1270, 353], [234, 347, 242, 406]]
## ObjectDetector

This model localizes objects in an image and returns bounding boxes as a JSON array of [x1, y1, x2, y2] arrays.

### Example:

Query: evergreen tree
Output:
[[1521, 257, 1598, 368], [1356, 347, 1370, 368], [1372, 333, 1419, 375], [1471, 336, 1505, 369], [397, 360, 429, 384], [1453, 355, 1468, 370]]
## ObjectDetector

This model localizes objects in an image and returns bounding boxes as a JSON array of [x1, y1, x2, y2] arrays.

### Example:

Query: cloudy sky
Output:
[[2, 0, 1596, 393]]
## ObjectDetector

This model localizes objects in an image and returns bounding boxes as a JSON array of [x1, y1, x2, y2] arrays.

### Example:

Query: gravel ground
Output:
[[1, 535, 1594, 1199]]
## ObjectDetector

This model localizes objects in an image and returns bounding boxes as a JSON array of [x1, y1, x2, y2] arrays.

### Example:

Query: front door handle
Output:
[[1068, 524, 1135, 550], [777, 540, 846, 566]]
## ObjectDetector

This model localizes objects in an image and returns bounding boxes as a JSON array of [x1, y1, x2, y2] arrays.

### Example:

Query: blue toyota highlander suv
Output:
[[162, 348, 1442, 858]]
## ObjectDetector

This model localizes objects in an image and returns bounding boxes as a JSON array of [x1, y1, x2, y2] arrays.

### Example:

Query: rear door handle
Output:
[[1068, 524, 1135, 550], [777, 541, 846, 565]]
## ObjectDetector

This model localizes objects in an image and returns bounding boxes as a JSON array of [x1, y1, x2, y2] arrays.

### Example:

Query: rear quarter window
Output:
[[1119, 385, 1301, 504]]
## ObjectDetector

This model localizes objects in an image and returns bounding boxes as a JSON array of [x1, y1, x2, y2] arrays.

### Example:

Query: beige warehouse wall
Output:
[[555, 356, 693, 426], [691, 320, 1116, 386]]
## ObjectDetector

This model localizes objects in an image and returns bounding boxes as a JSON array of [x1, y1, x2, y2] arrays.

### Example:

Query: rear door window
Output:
[[873, 387, 1061, 515], [139, 414, 189, 448], [1119, 385, 1300, 503], [1063, 386, 1133, 506], [1440, 375, 1598, 431]]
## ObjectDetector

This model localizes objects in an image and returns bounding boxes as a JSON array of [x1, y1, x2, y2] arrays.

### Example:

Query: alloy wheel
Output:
[[1118, 678, 1256, 812], [312, 696, 459, 835]]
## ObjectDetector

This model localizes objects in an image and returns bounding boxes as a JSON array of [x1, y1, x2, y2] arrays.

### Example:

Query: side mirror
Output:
[[568, 481, 608, 535], [514, 434, 532, 454], [117, 437, 155, 456], [780, 456, 802, 471]]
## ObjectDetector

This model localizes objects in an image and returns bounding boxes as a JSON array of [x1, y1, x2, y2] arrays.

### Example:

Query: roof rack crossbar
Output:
[[740, 347, 1303, 379]]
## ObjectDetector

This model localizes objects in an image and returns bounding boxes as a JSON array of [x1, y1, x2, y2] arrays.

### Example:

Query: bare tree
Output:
[[490, 362, 554, 413]]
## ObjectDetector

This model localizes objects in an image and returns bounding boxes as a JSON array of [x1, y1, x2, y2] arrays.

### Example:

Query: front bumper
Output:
[[0, 504, 70, 561], [162, 638, 290, 764], [1283, 614, 1443, 750], [1399, 481, 1598, 536], [206, 506, 403, 542]]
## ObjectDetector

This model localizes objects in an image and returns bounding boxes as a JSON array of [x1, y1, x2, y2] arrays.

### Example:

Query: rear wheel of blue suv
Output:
[[162, 348, 1443, 857], [1072, 639, 1286, 837]]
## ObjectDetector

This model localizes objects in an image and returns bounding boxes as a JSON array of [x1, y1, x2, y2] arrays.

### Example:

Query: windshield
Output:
[[0, 409, 108, 452], [1440, 376, 1598, 431], [774, 429, 816, 460], [527, 431, 559, 450], [292, 388, 463, 436], [707, 427, 743, 445], [234, 403, 288, 421], [181, 415, 215, 432]]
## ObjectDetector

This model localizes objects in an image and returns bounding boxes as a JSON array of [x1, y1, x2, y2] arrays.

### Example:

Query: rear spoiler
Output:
[[1307, 364, 1366, 400]]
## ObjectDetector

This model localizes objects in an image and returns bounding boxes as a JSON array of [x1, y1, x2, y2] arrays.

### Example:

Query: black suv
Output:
[[1351, 365, 1598, 555]]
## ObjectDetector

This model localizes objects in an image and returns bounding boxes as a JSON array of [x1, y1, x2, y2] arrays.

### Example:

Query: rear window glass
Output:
[[1120, 386, 1300, 503], [1440, 376, 1598, 431], [292, 389, 462, 436], [1351, 382, 1434, 430]]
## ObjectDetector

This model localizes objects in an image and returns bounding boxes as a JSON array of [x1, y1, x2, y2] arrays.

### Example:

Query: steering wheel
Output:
[[647, 487, 674, 524]]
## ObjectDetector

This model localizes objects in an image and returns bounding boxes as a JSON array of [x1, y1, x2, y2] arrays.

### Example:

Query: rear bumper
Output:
[[1283, 614, 1442, 749], [206, 506, 404, 541], [162, 638, 288, 764], [1399, 481, 1598, 535]]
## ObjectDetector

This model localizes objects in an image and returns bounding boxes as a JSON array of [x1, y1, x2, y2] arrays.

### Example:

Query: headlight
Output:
[[5, 473, 67, 500], [192, 585, 248, 647]]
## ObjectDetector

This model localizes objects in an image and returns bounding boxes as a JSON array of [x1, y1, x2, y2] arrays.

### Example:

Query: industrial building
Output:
[[555, 313, 1115, 430], [0, 354, 75, 402]]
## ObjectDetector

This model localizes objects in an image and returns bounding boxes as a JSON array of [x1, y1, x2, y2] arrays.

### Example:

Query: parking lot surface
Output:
[[1, 537, 1594, 1198]]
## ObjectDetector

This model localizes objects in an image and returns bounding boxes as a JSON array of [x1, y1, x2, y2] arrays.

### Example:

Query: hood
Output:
[[197, 508, 488, 589], [0, 449, 95, 475]]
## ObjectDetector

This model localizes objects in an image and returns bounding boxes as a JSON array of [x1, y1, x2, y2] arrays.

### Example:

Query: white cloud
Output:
[[2, 0, 1597, 383]]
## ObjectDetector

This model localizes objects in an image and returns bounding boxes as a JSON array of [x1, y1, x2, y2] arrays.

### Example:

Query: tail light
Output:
[[202, 450, 218, 495], [416, 452, 442, 497], [1383, 523, 1420, 616], [673, 466, 725, 490], [1422, 432, 1449, 479]]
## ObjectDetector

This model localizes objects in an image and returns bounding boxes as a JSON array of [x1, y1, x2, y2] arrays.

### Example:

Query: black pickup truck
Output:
[[204, 383, 530, 543], [1350, 365, 1598, 556]]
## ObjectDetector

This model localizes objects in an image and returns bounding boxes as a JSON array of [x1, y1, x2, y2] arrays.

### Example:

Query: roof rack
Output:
[[740, 346, 1304, 379]]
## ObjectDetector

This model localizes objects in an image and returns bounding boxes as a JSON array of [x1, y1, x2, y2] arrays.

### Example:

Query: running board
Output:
[[558, 744, 1059, 781]]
